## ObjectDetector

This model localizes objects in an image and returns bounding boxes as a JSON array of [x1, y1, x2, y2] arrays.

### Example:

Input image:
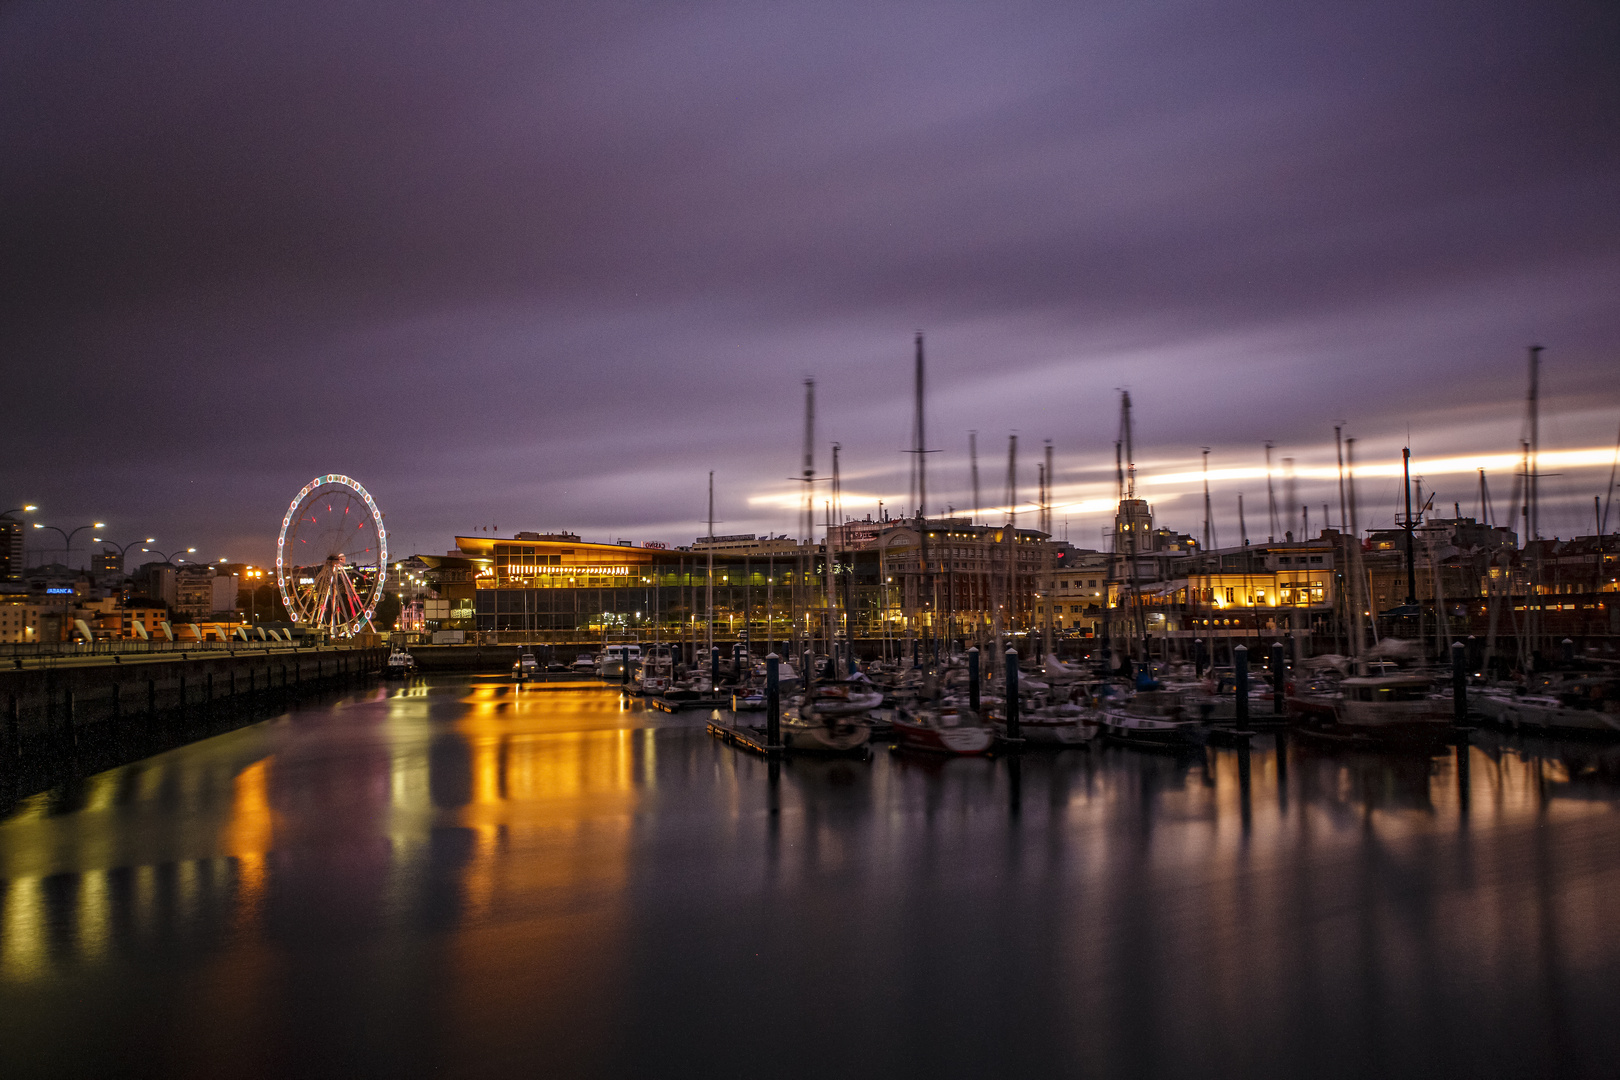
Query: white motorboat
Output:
[[384, 648, 416, 678], [1099, 691, 1208, 749], [513, 651, 539, 680], [597, 644, 642, 679], [800, 680, 885, 719], [1473, 677, 1620, 735]]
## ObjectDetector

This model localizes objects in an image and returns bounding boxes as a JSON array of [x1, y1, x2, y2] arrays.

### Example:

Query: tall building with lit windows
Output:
[[452, 522, 1080, 643], [0, 518, 21, 583]]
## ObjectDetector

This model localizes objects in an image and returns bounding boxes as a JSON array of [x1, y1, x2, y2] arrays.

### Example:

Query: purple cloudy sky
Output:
[[4, 0, 1618, 567]]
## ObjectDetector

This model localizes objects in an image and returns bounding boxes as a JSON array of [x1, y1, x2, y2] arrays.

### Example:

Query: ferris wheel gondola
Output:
[[276, 474, 388, 637]]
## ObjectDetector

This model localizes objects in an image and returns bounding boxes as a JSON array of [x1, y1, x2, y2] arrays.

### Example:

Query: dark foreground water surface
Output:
[[3, 678, 1619, 1079]]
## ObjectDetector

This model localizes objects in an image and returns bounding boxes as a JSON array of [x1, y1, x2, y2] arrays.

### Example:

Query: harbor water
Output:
[[2, 677, 1619, 1078]]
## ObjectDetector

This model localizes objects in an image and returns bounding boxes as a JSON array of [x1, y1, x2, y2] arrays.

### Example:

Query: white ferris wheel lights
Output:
[[275, 474, 388, 638]]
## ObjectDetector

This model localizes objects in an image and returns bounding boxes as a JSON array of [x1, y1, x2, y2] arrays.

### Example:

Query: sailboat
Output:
[[892, 701, 995, 754]]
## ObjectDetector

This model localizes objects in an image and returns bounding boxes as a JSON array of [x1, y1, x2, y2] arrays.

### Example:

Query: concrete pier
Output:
[[0, 645, 385, 760]]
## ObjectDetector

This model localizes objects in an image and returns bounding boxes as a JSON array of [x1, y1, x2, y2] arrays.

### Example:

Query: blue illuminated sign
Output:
[[46, 588, 73, 595]]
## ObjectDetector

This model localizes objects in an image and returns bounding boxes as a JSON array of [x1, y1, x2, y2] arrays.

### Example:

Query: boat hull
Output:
[[891, 716, 993, 755], [1474, 693, 1620, 735], [1099, 710, 1207, 749], [781, 720, 871, 753], [994, 718, 1097, 745]]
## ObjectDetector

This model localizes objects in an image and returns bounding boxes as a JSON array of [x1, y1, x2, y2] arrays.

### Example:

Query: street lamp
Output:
[[242, 567, 267, 622], [1, 504, 37, 519], [92, 536, 156, 577], [142, 546, 196, 566], [34, 521, 105, 568]]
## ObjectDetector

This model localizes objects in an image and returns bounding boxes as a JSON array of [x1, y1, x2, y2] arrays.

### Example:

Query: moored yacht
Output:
[[1297, 671, 1450, 745], [892, 702, 994, 755], [1099, 690, 1208, 749]]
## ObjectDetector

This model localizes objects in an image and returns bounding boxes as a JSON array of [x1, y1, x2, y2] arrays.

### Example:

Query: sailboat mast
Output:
[[914, 332, 932, 666], [1201, 448, 1213, 552], [1527, 346, 1543, 665], [800, 379, 816, 659], [825, 498, 836, 671], [970, 431, 980, 526], [1346, 438, 1365, 662], [1004, 435, 1017, 653], [1043, 440, 1055, 655], [1335, 426, 1348, 532], [706, 471, 715, 664], [829, 445, 842, 671], [1265, 441, 1278, 542], [1402, 448, 1418, 606], [1114, 440, 1124, 504], [1602, 419, 1620, 537], [1122, 393, 1135, 499], [915, 332, 927, 519], [1528, 346, 1541, 541], [1118, 391, 1144, 662]]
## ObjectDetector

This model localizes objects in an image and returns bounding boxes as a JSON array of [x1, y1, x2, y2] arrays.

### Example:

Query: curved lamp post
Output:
[[142, 546, 196, 566], [92, 536, 155, 576], [34, 521, 105, 568]]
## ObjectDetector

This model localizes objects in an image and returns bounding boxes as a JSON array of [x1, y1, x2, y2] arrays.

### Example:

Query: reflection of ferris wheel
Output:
[[276, 474, 388, 637]]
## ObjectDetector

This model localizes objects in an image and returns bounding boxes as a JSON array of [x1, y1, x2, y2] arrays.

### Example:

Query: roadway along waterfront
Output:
[[2, 678, 1619, 1078]]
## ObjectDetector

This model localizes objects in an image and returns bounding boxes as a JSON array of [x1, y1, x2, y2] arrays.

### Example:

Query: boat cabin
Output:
[[1340, 675, 1433, 703]]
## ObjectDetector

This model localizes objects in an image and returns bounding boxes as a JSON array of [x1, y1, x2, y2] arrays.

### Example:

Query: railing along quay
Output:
[[0, 644, 388, 766]]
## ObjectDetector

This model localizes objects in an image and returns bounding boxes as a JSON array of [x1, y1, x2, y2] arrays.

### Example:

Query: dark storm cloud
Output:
[[3, 0, 1618, 561]]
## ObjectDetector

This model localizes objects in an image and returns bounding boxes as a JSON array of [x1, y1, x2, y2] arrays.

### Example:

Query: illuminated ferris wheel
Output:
[[276, 474, 388, 637]]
